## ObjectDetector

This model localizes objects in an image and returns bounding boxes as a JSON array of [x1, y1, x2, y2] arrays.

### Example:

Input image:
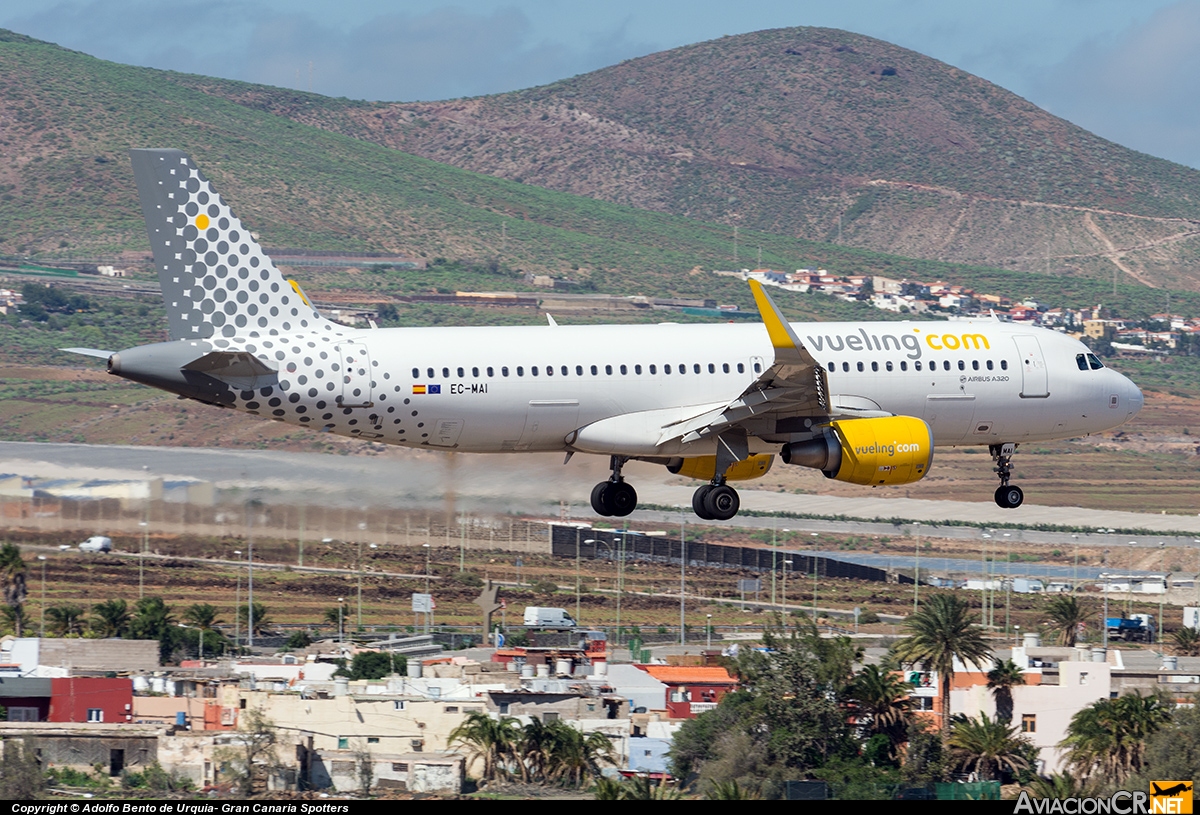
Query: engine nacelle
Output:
[[781, 416, 933, 486], [667, 453, 774, 482]]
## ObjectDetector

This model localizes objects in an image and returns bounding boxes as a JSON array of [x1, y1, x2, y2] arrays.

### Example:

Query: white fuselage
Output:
[[245, 317, 1142, 458]]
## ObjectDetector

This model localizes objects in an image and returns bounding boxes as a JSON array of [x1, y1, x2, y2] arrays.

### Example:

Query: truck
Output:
[[78, 536, 112, 553], [523, 607, 576, 630], [1105, 614, 1156, 642]]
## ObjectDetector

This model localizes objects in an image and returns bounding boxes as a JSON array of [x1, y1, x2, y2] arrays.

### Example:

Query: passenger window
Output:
[[871, 361, 878, 372], [708, 363, 715, 373], [545, 366, 552, 376], [472, 367, 479, 377], [427, 368, 435, 378], [900, 361, 907, 371], [679, 364, 686, 375], [1001, 360, 1008, 370], [737, 363, 745, 373], [561, 366, 568, 376], [753, 362, 762, 373], [986, 360, 994, 371], [723, 363, 730, 373], [532, 366, 539, 376], [957, 360, 965, 371], [665, 364, 672, 374], [517, 366, 524, 376], [620, 365, 627, 375], [605, 365, 613, 375], [886, 361, 893, 372], [857, 362, 864, 372], [943, 361, 951, 371], [634, 364, 642, 374], [412, 368, 419, 379], [649, 364, 657, 374], [972, 360, 979, 371], [443, 367, 450, 378], [915, 361, 922, 371], [842, 362, 850, 372], [591, 365, 598, 375], [827, 362, 835, 372], [487, 367, 494, 377], [457, 367, 464, 377], [502, 367, 509, 377], [576, 365, 583, 376]]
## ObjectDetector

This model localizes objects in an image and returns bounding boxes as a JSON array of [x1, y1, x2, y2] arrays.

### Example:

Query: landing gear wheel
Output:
[[995, 485, 1024, 509], [703, 484, 741, 521], [591, 482, 613, 517], [692, 485, 715, 520], [607, 481, 638, 517]]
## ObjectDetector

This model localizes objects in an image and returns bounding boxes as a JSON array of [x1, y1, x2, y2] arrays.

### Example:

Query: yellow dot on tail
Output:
[[195, 214, 209, 230]]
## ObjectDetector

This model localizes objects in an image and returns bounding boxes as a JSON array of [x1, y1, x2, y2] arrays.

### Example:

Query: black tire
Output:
[[703, 484, 740, 521], [591, 482, 612, 516], [692, 485, 714, 520], [994, 485, 1024, 509], [608, 481, 638, 517]]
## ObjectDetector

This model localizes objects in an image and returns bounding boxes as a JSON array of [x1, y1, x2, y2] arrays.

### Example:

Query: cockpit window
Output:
[[1076, 353, 1088, 371], [1087, 353, 1104, 370]]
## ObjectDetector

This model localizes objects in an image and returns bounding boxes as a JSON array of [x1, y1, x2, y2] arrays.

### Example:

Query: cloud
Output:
[[1033, 0, 1200, 168]]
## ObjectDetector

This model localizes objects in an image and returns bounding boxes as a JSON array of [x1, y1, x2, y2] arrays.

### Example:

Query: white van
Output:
[[523, 607, 576, 629], [78, 536, 112, 553]]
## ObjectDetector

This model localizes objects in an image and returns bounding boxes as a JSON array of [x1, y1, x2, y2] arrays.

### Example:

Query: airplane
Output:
[[1152, 782, 1193, 797], [64, 149, 1144, 521]]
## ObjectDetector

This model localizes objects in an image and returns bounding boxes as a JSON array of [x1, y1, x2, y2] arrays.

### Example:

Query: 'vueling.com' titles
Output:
[[805, 329, 991, 360]]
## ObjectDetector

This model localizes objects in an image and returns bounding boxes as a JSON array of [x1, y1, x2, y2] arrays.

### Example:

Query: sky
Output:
[[5, 1, 1200, 169]]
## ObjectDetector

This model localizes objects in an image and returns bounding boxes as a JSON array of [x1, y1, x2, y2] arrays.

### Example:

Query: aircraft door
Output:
[[336, 342, 374, 407], [1013, 335, 1049, 398]]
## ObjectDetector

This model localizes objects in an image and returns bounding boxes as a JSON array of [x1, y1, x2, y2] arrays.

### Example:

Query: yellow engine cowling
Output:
[[667, 453, 774, 482], [781, 416, 933, 486]]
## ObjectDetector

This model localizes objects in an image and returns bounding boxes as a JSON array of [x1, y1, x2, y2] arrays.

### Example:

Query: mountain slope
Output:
[[171, 27, 1200, 290]]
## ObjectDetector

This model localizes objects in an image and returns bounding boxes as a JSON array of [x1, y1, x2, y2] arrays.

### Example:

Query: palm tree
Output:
[[947, 714, 1033, 781], [1043, 595, 1089, 647], [892, 593, 993, 741], [91, 598, 132, 638], [45, 604, 86, 636], [237, 602, 271, 637], [1171, 627, 1200, 657], [0, 543, 27, 636], [848, 663, 914, 760], [541, 721, 614, 786], [0, 604, 31, 636], [1024, 773, 1103, 800], [1061, 693, 1172, 784], [448, 711, 520, 781], [184, 603, 223, 659], [986, 658, 1025, 724]]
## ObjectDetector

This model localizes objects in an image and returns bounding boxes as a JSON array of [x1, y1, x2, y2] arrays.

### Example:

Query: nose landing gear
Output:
[[590, 456, 638, 517], [990, 443, 1023, 508]]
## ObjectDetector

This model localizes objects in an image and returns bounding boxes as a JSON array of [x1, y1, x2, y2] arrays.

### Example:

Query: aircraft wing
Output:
[[658, 280, 830, 449]]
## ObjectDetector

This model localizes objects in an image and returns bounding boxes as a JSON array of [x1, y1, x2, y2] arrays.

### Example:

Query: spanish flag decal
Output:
[[412, 385, 427, 395]]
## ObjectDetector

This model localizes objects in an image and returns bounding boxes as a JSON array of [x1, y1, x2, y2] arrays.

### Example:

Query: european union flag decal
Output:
[[428, 384, 442, 394]]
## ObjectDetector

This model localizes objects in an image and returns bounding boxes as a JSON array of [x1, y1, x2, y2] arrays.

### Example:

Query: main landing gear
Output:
[[990, 443, 1023, 509], [590, 456, 638, 517], [692, 480, 740, 522]]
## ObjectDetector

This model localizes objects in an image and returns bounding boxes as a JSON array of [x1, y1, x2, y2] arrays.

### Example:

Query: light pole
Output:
[[1103, 549, 1110, 648], [782, 560, 793, 618], [1159, 542, 1166, 648], [1004, 532, 1012, 634], [1127, 542, 1136, 618], [677, 506, 686, 646], [246, 499, 257, 650], [914, 522, 921, 614], [582, 539, 598, 624], [706, 614, 713, 647], [338, 597, 345, 643], [770, 518, 777, 607], [233, 550, 242, 651], [138, 519, 148, 599], [1014, 624, 1021, 646], [37, 555, 46, 638]]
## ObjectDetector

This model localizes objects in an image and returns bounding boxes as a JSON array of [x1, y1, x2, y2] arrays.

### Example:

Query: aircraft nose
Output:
[[1123, 373, 1144, 419]]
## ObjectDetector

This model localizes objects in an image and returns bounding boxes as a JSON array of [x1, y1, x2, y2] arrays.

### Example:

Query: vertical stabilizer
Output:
[[130, 149, 329, 341]]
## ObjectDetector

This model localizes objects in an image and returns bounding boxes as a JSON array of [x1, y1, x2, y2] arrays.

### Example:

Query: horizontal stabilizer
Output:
[[61, 347, 113, 359]]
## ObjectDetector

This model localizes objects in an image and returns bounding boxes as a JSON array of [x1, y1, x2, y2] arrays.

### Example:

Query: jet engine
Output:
[[667, 453, 774, 482], [781, 416, 933, 486]]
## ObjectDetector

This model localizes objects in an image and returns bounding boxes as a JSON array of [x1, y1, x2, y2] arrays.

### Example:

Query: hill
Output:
[[170, 27, 1200, 291]]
